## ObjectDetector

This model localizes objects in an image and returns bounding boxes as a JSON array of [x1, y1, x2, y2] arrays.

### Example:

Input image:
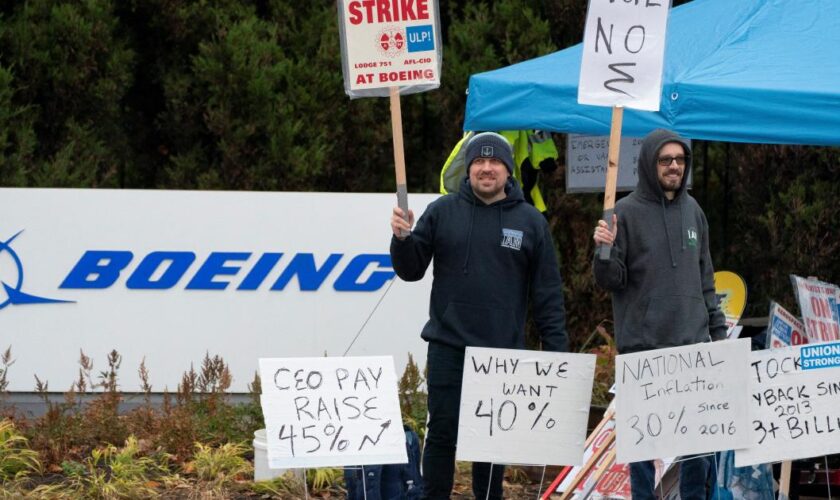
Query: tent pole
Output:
[[702, 141, 709, 207], [723, 143, 730, 267]]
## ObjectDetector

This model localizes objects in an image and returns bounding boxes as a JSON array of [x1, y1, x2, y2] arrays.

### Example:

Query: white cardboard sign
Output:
[[259, 356, 407, 468], [337, 0, 441, 93], [615, 338, 751, 464], [578, 0, 671, 111], [456, 347, 596, 466], [735, 344, 840, 466]]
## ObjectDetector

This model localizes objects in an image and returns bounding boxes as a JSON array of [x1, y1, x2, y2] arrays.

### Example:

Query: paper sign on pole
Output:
[[259, 356, 407, 468], [456, 347, 596, 466], [337, 0, 442, 97], [578, 0, 671, 111], [735, 343, 840, 467], [615, 338, 751, 464], [767, 301, 808, 349], [791, 275, 840, 343]]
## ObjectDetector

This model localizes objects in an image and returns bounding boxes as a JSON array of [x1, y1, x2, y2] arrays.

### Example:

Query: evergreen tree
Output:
[[0, 0, 134, 187]]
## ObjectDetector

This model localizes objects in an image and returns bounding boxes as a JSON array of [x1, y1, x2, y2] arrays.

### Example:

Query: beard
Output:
[[659, 170, 683, 193]]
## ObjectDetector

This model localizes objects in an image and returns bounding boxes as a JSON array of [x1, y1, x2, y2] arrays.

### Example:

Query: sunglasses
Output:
[[657, 155, 688, 167]]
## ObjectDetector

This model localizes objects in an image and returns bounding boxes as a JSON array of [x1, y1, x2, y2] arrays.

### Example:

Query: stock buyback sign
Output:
[[0, 188, 437, 392]]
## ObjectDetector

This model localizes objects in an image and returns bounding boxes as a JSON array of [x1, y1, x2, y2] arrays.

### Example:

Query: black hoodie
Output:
[[593, 129, 727, 354], [390, 177, 568, 352]]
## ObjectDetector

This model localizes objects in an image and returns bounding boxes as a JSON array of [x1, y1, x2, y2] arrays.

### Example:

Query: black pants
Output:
[[423, 341, 505, 499]]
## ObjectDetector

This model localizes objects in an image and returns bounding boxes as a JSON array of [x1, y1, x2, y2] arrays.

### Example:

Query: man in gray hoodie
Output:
[[593, 129, 726, 500]]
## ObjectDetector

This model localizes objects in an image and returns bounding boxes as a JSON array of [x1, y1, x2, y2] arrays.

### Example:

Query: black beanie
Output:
[[464, 132, 514, 174]]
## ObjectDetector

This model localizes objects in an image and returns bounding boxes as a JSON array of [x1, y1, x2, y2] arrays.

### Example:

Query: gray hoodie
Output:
[[593, 129, 727, 354]]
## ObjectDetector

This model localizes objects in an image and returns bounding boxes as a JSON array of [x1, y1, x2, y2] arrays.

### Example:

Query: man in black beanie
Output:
[[389, 132, 568, 499]]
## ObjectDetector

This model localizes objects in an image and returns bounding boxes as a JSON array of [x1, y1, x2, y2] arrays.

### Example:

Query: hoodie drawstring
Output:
[[661, 198, 677, 268], [679, 198, 686, 251], [462, 197, 477, 275], [498, 204, 504, 248]]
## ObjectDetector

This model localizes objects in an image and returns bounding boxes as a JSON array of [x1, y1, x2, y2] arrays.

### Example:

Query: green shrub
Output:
[[0, 419, 41, 480], [190, 441, 251, 484]]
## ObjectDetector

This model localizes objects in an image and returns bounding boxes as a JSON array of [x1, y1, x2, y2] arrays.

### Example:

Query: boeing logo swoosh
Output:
[[0, 230, 74, 310]]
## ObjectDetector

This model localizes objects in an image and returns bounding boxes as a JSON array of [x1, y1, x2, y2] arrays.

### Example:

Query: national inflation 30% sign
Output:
[[616, 339, 751, 464]]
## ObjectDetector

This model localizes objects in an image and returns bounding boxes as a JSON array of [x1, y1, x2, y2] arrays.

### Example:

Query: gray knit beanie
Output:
[[464, 132, 514, 174]]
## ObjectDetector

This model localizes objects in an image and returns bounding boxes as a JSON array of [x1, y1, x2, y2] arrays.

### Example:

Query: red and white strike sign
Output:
[[337, 0, 441, 95]]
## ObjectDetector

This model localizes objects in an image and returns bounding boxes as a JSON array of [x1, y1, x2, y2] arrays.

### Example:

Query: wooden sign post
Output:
[[599, 105, 624, 259], [389, 87, 410, 237], [578, 0, 671, 259], [336, 0, 443, 235]]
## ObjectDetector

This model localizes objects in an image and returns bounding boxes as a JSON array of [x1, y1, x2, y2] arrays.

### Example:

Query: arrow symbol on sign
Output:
[[358, 419, 391, 451]]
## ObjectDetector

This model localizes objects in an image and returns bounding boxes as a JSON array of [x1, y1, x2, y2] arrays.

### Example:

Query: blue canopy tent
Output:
[[464, 0, 840, 146]]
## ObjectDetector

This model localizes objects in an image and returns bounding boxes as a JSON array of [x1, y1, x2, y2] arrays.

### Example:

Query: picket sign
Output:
[[336, 0, 443, 233], [578, 0, 671, 111], [791, 275, 840, 343], [767, 301, 808, 349], [735, 342, 840, 467], [258, 356, 407, 469], [578, 0, 671, 260], [456, 347, 596, 466], [615, 338, 752, 464]]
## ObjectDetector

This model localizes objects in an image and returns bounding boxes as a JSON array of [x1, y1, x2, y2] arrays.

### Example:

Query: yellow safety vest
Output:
[[440, 130, 558, 212]]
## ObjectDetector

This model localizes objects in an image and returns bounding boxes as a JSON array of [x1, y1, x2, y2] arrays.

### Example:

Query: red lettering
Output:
[[417, 0, 429, 19], [348, 1, 363, 24], [362, 0, 375, 22], [378, 69, 430, 82], [811, 297, 830, 318], [347, 0, 428, 24], [377, 0, 392, 22], [400, 0, 416, 21], [806, 318, 819, 341]]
